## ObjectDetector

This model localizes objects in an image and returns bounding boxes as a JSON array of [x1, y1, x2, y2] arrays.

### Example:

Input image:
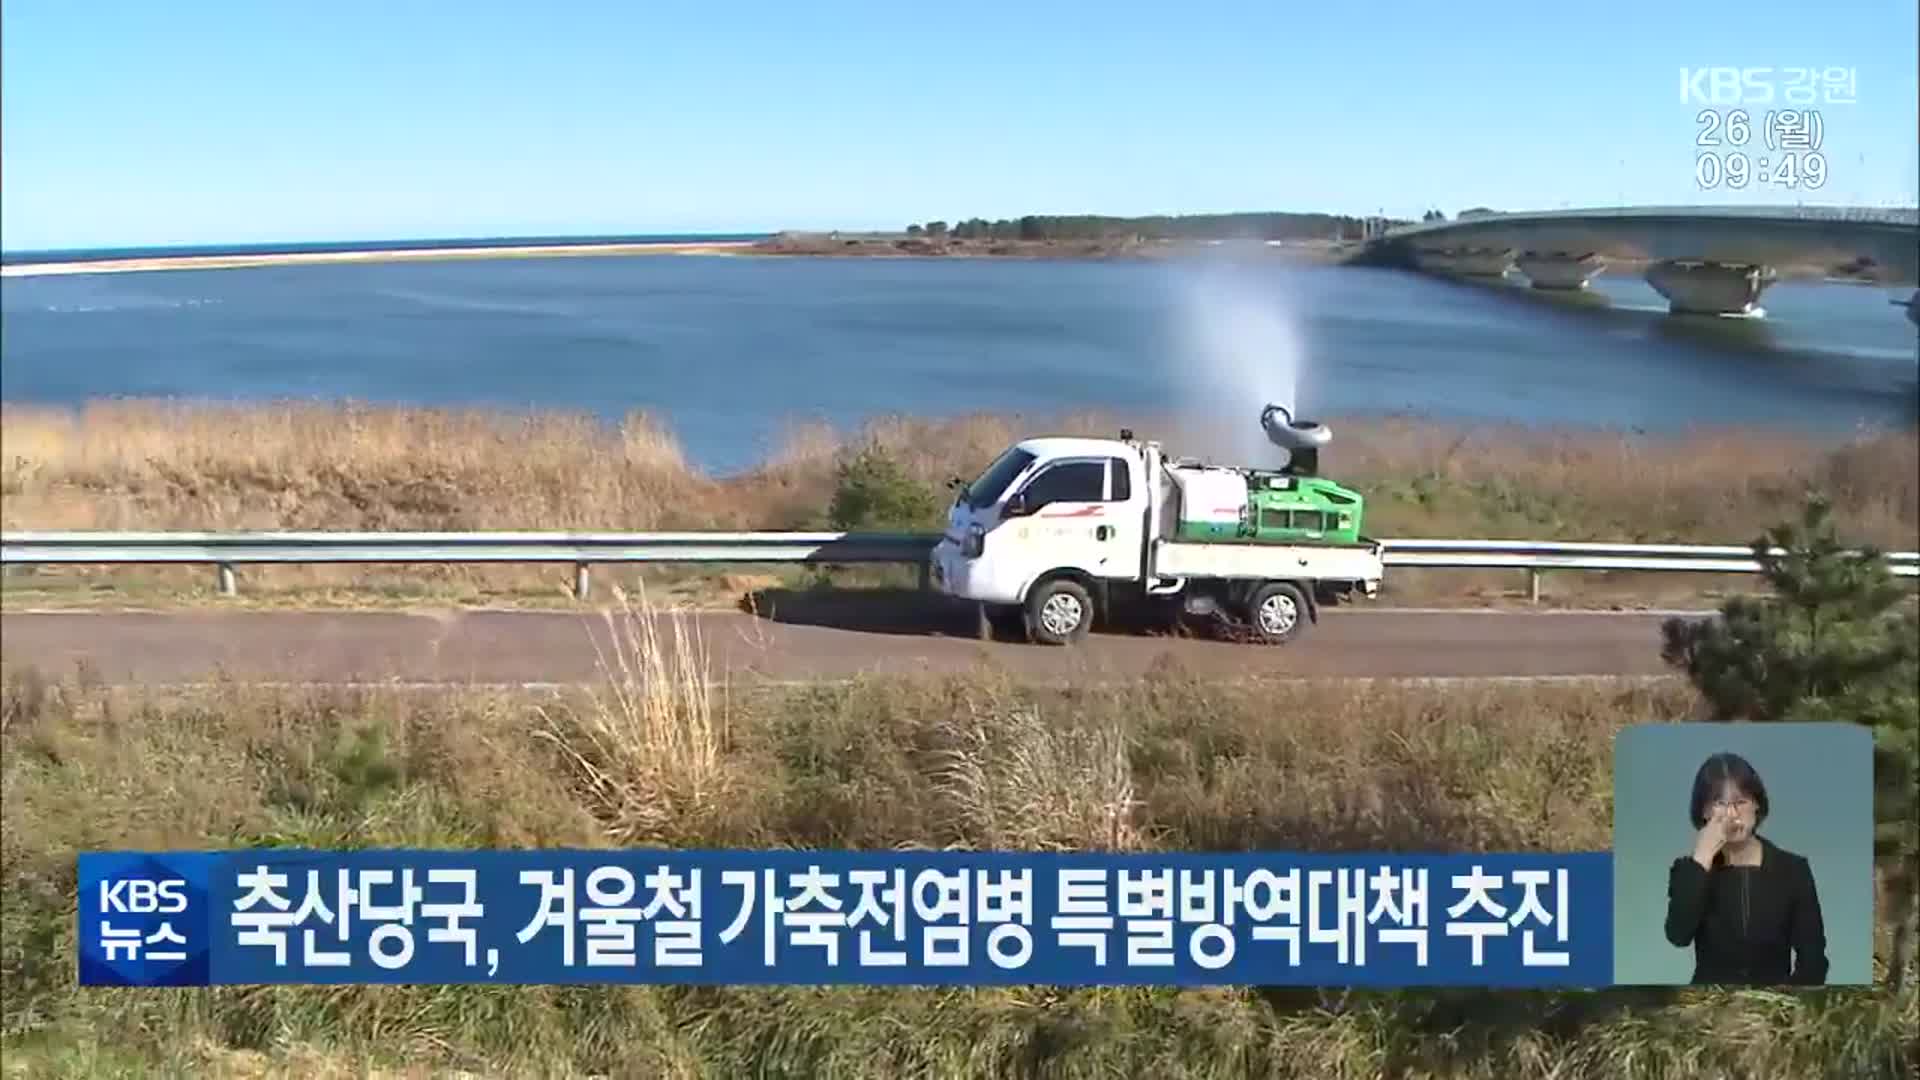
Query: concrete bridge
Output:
[[1368, 205, 1920, 322]]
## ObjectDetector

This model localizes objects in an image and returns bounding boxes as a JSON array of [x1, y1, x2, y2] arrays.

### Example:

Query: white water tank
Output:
[[1168, 466, 1249, 536]]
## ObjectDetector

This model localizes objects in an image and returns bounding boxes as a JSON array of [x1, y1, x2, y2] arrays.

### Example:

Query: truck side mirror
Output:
[[1003, 492, 1030, 517]]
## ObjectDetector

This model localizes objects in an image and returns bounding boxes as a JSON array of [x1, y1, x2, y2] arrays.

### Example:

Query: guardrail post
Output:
[[574, 563, 591, 601], [216, 563, 237, 596], [1527, 568, 1541, 605]]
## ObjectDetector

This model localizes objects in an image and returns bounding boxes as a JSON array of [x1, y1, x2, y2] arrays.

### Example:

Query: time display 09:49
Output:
[[1697, 150, 1827, 189], [1694, 108, 1828, 190]]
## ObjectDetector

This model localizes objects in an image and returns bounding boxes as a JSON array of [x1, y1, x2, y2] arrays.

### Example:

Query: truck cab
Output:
[[929, 426, 1384, 646], [931, 436, 1150, 622]]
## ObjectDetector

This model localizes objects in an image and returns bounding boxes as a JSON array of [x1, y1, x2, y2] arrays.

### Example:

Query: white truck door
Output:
[[1003, 457, 1111, 584], [1096, 452, 1148, 581]]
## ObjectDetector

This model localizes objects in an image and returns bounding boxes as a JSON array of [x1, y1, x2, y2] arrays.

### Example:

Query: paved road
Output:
[[0, 596, 1695, 685]]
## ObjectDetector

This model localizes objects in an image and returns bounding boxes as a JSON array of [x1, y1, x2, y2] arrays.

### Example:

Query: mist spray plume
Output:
[[1163, 261, 1313, 466]]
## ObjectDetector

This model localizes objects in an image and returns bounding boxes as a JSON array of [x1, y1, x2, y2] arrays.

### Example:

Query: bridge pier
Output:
[[1644, 259, 1778, 317], [1516, 252, 1606, 290], [1414, 248, 1515, 278]]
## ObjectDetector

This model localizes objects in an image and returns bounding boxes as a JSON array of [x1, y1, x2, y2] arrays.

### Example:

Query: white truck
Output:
[[928, 406, 1385, 645]]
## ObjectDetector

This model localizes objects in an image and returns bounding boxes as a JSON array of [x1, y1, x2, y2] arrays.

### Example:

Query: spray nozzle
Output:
[[1260, 403, 1331, 452]]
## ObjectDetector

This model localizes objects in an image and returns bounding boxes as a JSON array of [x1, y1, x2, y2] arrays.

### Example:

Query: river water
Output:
[[2, 254, 1914, 473]]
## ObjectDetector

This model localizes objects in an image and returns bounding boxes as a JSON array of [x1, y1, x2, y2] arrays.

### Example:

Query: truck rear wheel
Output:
[[1247, 582, 1307, 644], [1026, 578, 1094, 646]]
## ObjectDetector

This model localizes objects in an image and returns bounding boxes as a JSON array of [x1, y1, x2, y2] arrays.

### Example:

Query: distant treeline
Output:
[[906, 212, 1407, 242]]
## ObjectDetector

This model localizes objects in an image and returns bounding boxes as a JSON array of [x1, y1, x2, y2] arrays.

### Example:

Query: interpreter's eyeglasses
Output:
[[1712, 797, 1756, 813]]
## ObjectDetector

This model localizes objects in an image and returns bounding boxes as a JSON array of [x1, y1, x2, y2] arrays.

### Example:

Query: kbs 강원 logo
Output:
[[1680, 67, 1858, 106], [78, 853, 214, 986]]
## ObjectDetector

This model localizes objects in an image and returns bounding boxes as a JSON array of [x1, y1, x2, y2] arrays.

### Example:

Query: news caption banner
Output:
[[1682, 66, 1856, 192], [81, 850, 1612, 988]]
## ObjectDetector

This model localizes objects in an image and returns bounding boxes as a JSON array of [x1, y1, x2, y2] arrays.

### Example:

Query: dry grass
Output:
[[0, 400, 706, 530], [934, 684, 1141, 852], [535, 582, 733, 845], [2, 400, 1916, 611], [3, 582, 1917, 1076]]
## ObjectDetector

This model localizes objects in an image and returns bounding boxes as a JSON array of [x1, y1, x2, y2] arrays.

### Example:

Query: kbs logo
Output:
[[79, 852, 212, 987], [101, 877, 189, 914], [1681, 68, 1775, 105]]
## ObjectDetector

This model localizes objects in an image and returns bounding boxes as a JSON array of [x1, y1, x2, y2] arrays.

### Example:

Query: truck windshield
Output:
[[964, 447, 1036, 509]]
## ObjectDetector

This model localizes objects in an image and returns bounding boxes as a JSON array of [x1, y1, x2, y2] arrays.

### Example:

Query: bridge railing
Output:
[[4, 530, 1914, 602], [1379, 204, 1920, 239]]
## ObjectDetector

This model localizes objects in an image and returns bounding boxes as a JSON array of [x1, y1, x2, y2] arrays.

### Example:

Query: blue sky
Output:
[[3, 1, 1916, 249]]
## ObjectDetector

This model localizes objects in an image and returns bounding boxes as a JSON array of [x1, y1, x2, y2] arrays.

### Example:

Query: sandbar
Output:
[[0, 240, 759, 278]]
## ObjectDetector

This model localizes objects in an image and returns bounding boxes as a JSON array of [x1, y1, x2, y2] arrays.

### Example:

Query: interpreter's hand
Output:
[[1692, 810, 1731, 870]]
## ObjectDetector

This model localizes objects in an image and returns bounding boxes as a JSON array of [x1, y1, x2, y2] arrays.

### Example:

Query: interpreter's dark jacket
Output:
[[1664, 835, 1828, 985]]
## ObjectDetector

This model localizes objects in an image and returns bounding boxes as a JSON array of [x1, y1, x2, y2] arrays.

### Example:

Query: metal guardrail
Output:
[[0, 531, 937, 598], [0, 531, 933, 566], [3, 530, 1915, 601], [1378, 538, 1920, 569], [1378, 539, 1919, 598]]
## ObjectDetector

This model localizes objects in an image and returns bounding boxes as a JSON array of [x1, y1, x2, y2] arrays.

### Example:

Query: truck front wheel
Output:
[[1247, 582, 1308, 644], [1026, 578, 1095, 646]]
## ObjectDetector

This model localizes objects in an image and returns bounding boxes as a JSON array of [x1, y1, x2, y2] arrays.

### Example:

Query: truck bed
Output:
[[1151, 537, 1384, 581]]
